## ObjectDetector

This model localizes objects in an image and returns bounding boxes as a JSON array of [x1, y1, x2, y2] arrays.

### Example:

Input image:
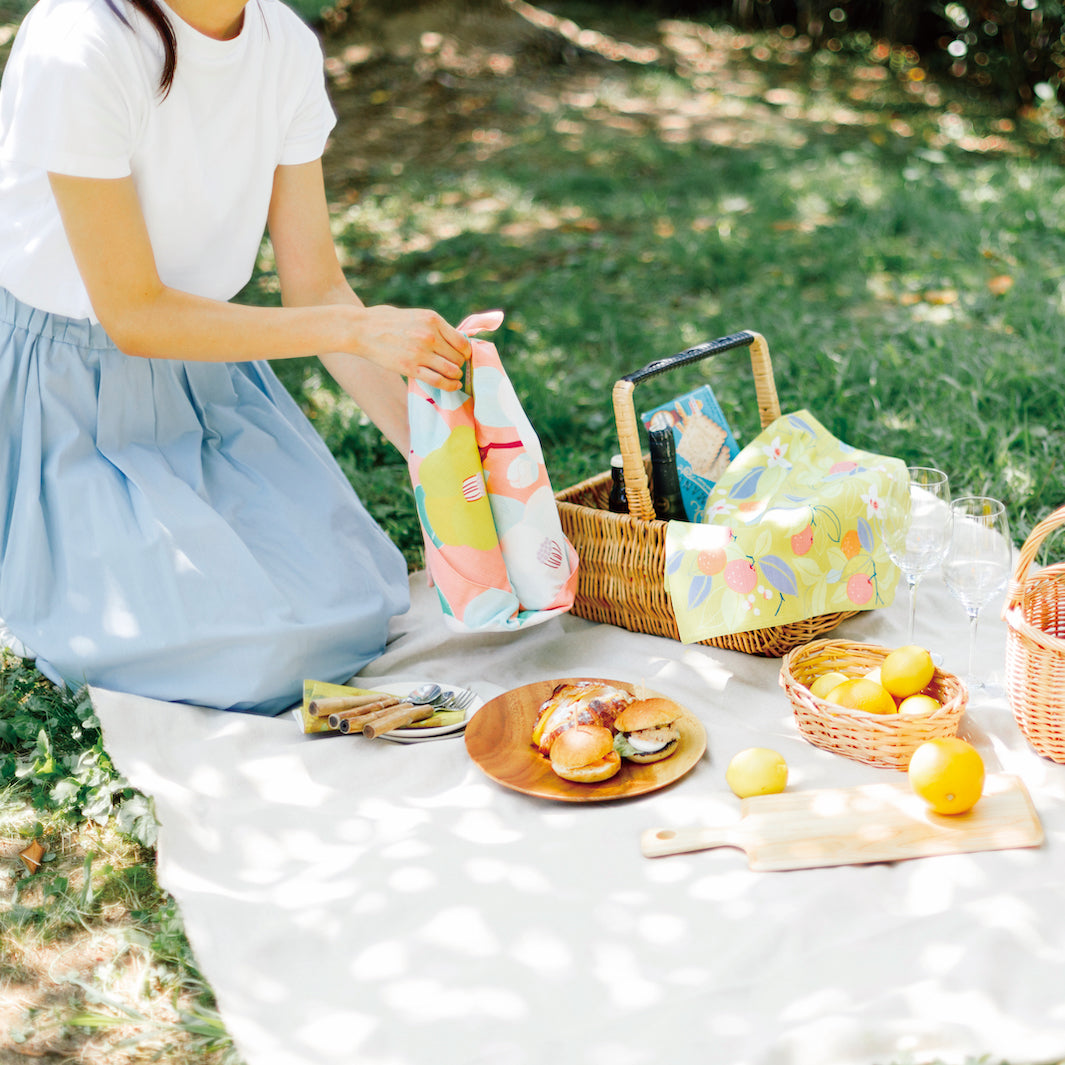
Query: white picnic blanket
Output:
[[91, 567, 1065, 1065]]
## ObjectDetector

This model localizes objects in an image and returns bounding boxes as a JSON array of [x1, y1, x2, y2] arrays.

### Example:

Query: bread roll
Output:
[[613, 698, 682, 764], [549, 725, 622, 783]]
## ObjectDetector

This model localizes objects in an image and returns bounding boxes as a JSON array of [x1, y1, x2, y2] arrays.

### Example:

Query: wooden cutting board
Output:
[[641, 773, 1044, 870]]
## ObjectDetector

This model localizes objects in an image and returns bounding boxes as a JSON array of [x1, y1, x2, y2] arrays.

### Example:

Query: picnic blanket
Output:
[[90, 565, 1065, 1065]]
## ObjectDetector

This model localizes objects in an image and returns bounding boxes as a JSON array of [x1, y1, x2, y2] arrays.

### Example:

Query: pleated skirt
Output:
[[0, 288, 409, 714]]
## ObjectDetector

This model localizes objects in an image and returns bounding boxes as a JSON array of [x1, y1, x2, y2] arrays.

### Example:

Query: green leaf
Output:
[[115, 794, 159, 848]]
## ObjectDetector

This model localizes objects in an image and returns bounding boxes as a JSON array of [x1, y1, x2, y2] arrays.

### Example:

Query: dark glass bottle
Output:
[[608, 454, 628, 514], [647, 422, 687, 522]]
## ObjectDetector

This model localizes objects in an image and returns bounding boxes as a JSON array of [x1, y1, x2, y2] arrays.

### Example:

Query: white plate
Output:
[[370, 681, 484, 742]]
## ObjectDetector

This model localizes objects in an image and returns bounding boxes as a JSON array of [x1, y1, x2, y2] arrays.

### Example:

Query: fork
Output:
[[438, 688, 476, 711]]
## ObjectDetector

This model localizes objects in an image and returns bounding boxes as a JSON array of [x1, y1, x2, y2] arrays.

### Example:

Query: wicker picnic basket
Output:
[[780, 638, 968, 769], [1004, 503, 1065, 763], [554, 331, 859, 657]]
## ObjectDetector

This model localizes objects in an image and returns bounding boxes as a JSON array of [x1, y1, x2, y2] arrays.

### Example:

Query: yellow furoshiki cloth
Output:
[[664, 410, 909, 643]]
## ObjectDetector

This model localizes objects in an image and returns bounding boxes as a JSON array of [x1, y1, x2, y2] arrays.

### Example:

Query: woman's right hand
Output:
[[348, 305, 472, 391]]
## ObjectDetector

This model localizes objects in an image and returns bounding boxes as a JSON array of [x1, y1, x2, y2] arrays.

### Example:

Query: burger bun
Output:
[[614, 697, 682, 764], [613, 697, 681, 733], [550, 725, 622, 783]]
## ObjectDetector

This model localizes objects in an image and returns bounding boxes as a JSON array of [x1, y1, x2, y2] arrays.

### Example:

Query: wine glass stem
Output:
[[967, 609, 980, 684], [907, 576, 920, 643]]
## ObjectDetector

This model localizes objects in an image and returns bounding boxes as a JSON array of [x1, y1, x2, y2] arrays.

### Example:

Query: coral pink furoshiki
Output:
[[407, 311, 579, 631]]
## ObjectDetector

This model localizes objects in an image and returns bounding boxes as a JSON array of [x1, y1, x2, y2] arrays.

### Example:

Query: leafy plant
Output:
[[0, 653, 157, 846]]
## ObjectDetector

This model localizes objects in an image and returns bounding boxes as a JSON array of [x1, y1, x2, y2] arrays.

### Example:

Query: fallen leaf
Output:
[[18, 839, 45, 873], [987, 274, 1014, 295]]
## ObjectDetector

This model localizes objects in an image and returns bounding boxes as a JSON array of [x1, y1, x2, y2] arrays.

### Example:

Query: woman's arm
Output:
[[264, 159, 423, 453], [47, 170, 470, 404]]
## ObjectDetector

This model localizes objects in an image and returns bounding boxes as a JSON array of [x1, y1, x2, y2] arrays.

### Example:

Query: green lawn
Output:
[[2, 3, 1065, 1061], [260, 18, 1065, 568]]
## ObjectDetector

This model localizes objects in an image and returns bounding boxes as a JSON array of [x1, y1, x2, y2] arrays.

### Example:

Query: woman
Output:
[[0, 0, 471, 712]]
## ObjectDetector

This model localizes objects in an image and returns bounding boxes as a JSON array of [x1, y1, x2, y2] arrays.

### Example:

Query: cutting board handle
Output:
[[640, 825, 746, 859]]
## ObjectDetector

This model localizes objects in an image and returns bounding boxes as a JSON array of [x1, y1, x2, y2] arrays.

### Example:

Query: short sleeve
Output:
[[277, 27, 337, 166], [0, 6, 144, 178]]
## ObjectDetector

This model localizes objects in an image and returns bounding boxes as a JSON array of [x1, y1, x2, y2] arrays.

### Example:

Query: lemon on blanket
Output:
[[908, 738, 984, 815], [726, 748, 788, 798], [881, 645, 935, 699]]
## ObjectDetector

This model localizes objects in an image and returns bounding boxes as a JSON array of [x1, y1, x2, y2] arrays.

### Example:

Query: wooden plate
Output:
[[464, 677, 707, 802]]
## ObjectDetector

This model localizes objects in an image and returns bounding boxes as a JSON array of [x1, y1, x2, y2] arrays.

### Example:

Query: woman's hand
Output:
[[346, 304, 471, 391]]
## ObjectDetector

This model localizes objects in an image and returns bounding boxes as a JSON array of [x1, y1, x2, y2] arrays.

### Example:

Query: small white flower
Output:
[[861, 487, 886, 520], [762, 436, 791, 468]]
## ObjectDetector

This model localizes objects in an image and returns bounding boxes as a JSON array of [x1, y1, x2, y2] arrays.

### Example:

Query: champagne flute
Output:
[[942, 496, 1012, 689], [884, 467, 952, 643]]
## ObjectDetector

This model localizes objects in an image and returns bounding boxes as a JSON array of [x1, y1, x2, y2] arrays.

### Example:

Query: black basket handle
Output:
[[612, 330, 780, 522]]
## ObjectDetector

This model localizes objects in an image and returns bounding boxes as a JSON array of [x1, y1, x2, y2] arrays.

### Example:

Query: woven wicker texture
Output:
[[554, 332, 858, 657], [780, 638, 968, 769], [1004, 503, 1065, 763]]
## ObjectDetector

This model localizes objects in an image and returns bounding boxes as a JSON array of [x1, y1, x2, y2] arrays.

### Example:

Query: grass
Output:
[[258, 16, 1065, 569], [3, 2, 1065, 1061]]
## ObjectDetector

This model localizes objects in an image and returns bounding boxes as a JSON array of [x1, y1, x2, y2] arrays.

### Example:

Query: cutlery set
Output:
[[305, 683, 478, 741]]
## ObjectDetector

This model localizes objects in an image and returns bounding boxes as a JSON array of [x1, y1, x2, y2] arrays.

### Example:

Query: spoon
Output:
[[404, 683, 443, 705]]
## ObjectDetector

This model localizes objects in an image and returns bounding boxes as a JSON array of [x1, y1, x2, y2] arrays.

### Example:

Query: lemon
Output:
[[908, 737, 985, 815], [881, 645, 935, 699], [898, 693, 942, 716], [865, 666, 883, 685], [826, 677, 898, 715], [726, 747, 788, 798], [809, 670, 849, 699]]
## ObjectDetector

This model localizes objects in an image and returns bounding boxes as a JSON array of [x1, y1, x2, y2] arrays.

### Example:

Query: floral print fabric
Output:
[[664, 410, 908, 643]]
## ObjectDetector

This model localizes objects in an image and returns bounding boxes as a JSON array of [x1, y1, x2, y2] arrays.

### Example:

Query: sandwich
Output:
[[549, 725, 622, 783], [530, 680, 633, 755], [612, 698, 682, 764]]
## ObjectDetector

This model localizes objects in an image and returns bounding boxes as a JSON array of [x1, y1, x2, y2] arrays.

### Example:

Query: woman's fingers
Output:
[[436, 318, 472, 364], [350, 306, 478, 389]]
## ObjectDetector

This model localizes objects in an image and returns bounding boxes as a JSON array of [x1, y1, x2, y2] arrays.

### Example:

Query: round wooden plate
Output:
[[464, 677, 708, 802]]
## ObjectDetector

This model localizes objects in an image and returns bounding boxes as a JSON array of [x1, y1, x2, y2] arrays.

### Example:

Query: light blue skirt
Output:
[[0, 288, 410, 714]]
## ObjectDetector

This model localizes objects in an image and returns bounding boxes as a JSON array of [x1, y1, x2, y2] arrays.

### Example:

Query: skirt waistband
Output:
[[0, 288, 116, 351]]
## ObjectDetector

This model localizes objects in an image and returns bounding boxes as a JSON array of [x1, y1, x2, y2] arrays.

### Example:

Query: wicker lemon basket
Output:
[[780, 638, 968, 769], [1004, 503, 1065, 763], [554, 331, 859, 657]]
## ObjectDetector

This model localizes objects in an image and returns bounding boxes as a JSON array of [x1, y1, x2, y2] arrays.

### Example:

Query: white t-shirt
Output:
[[0, 0, 337, 321]]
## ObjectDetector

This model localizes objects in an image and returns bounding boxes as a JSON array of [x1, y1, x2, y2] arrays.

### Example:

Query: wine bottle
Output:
[[647, 417, 687, 521], [608, 454, 628, 514]]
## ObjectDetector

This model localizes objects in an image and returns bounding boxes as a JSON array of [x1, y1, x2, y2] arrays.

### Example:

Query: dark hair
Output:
[[104, 0, 177, 97]]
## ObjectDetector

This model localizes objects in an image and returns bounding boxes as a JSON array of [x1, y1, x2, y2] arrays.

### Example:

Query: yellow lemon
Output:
[[908, 737, 985, 815], [864, 666, 883, 685], [881, 645, 935, 699], [898, 693, 942, 716], [826, 677, 898, 715], [809, 670, 849, 699], [726, 748, 788, 798]]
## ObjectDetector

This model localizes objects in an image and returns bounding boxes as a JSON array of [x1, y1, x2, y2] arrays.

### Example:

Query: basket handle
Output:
[[1005, 502, 1065, 612], [611, 330, 781, 521]]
